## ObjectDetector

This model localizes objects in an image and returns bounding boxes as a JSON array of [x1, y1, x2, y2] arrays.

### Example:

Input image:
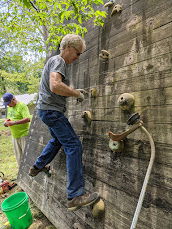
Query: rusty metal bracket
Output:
[[108, 121, 143, 141]]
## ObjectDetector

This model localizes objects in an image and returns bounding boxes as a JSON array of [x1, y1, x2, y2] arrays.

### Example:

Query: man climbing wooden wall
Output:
[[18, 0, 172, 228]]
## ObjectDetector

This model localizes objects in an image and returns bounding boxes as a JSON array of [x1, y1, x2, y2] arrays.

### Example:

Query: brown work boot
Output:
[[29, 165, 50, 177], [67, 192, 100, 211]]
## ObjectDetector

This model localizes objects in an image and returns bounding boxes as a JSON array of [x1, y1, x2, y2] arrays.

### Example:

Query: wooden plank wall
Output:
[[18, 0, 172, 228]]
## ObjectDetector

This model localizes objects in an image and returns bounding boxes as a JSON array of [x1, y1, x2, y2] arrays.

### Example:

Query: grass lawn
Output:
[[0, 122, 18, 227], [0, 121, 57, 229], [0, 123, 18, 180]]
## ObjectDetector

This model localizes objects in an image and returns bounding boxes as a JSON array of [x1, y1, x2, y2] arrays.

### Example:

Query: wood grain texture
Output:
[[18, 0, 172, 228]]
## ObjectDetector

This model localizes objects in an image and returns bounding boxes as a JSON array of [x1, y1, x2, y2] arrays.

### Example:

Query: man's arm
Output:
[[14, 118, 30, 125], [4, 118, 30, 127], [49, 72, 80, 97]]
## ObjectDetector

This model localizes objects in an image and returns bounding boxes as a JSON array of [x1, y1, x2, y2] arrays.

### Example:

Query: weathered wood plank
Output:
[[85, 20, 172, 76], [18, 0, 172, 228], [105, 0, 172, 41], [24, 133, 172, 205], [69, 86, 172, 109], [30, 113, 172, 147], [18, 164, 172, 229]]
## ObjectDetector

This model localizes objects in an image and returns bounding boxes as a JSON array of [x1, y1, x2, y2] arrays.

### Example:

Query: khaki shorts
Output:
[[12, 136, 27, 166]]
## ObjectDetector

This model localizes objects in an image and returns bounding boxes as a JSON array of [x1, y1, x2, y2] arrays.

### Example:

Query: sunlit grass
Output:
[[0, 124, 19, 226], [0, 124, 18, 180], [0, 123, 56, 228]]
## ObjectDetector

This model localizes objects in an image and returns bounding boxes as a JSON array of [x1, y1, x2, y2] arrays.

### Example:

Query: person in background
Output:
[[3, 93, 31, 167], [29, 34, 99, 211]]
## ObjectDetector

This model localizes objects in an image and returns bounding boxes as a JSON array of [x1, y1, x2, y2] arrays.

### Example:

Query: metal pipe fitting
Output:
[[108, 113, 155, 228]]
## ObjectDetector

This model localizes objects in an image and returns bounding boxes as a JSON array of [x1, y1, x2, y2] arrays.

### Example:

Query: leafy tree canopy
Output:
[[1, 0, 106, 55], [0, 0, 106, 96], [0, 51, 44, 95]]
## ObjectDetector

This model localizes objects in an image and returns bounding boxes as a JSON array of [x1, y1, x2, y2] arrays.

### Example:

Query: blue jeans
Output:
[[34, 109, 84, 199]]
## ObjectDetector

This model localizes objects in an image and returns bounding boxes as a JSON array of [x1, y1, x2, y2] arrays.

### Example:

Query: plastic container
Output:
[[1, 192, 33, 229]]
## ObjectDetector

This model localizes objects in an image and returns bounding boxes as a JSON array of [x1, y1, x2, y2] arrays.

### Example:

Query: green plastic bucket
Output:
[[1, 192, 33, 229]]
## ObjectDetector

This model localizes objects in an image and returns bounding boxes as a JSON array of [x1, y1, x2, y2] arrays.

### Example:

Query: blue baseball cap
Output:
[[2, 93, 14, 106]]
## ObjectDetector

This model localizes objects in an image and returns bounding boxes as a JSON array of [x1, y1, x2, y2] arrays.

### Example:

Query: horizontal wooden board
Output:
[[18, 0, 172, 228]]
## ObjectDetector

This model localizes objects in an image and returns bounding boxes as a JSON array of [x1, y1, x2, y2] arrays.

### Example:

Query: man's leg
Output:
[[45, 112, 84, 199], [29, 110, 62, 176], [11, 136, 22, 166], [29, 135, 61, 177], [20, 136, 27, 155], [48, 112, 99, 210], [31, 110, 99, 209], [33, 128, 62, 169]]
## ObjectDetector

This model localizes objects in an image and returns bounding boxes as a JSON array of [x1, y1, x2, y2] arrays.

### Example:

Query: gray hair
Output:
[[60, 34, 86, 53]]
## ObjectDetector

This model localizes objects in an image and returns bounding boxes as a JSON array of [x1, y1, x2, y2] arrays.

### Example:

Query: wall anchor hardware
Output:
[[99, 50, 110, 59], [92, 199, 105, 218], [111, 4, 122, 16], [117, 93, 135, 111], [108, 113, 155, 229], [109, 139, 124, 152], [109, 121, 142, 141], [82, 111, 92, 125], [90, 88, 98, 98]]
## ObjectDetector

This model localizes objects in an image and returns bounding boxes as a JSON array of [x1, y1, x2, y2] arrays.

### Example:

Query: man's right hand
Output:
[[4, 119, 11, 127], [76, 89, 87, 102]]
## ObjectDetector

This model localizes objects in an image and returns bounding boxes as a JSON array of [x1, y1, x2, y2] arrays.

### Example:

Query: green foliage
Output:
[[0, 0, 106, 54], [0, 0, 106, 93], [0, 52, 26, 94], [0, 52, 44, 95], [24, 59, 44, 93]]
